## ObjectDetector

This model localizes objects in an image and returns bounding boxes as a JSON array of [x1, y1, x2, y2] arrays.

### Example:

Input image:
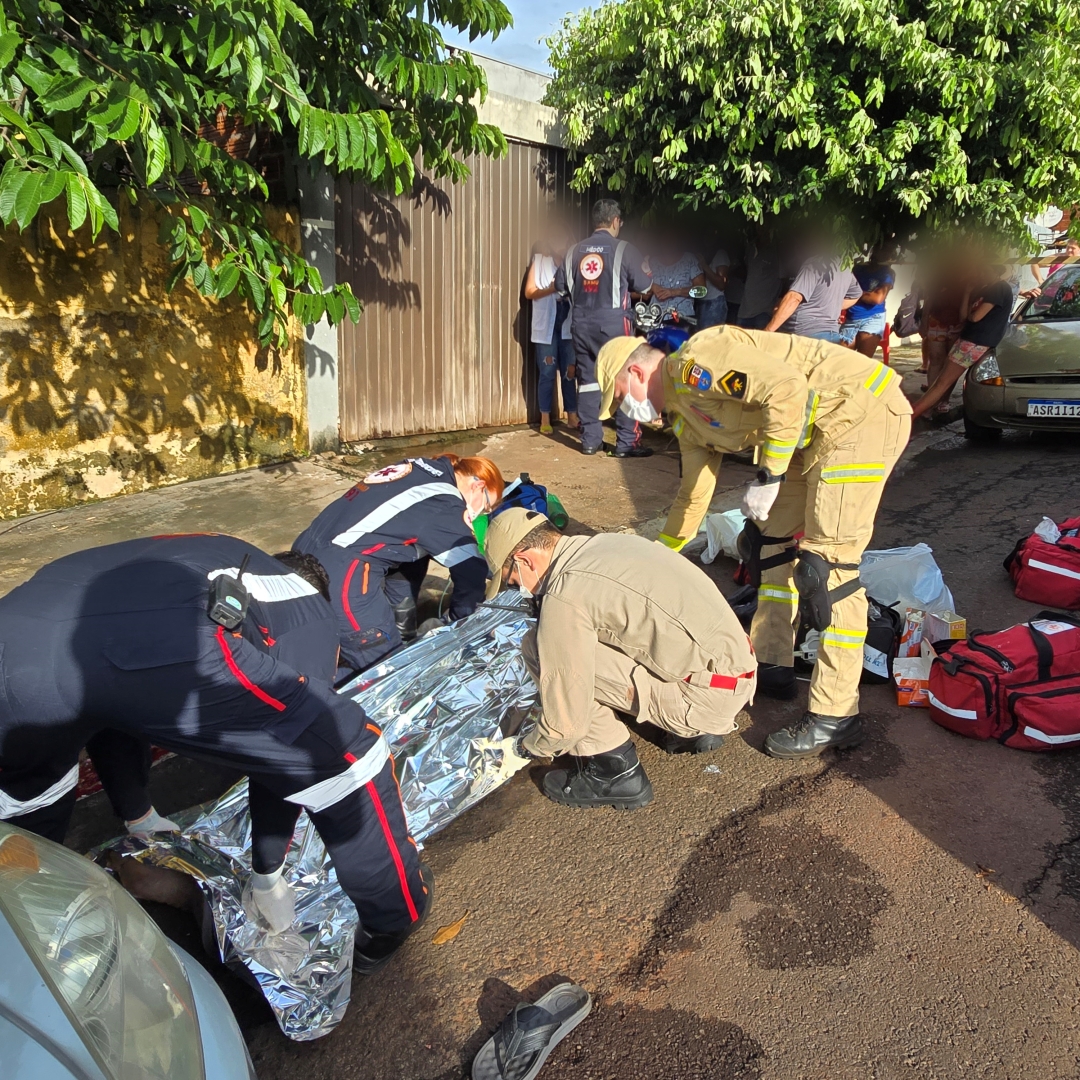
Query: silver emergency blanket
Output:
[[98, 596, 539, 1041]]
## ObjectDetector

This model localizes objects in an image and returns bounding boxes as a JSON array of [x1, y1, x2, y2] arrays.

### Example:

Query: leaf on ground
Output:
[[432, 911, 469, 945]]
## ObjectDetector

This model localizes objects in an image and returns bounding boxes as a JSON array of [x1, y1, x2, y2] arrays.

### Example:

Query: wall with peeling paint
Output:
[[0, 200, 306, 520]]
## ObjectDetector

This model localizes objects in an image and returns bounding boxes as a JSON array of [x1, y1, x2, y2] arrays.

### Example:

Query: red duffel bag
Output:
[[927, 612, 1080, 749], [1005, 516, 1080, 608]]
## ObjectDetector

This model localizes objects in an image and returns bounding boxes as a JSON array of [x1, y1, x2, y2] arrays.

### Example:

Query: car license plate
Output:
[[1027, 399, 1080, 417]]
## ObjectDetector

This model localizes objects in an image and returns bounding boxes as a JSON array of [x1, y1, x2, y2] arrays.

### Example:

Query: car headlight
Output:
[[971, 352, 1003, 385], [0, 825, 204, 1080]]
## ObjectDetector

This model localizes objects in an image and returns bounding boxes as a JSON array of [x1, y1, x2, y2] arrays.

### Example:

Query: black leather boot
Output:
[[354, 863, 434, 975], [764, 712, 864, 759], [392, 595, 418, 642], [756, 662, 797, 700], [541, 740, 654, 809], [641, 724, 725, 755]]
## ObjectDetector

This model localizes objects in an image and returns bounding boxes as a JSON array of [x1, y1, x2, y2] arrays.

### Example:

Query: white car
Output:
[[0, 822, 255, 1080]]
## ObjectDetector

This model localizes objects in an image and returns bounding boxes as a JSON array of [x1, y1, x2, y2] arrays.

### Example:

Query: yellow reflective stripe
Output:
[[657, 533, 689, 551], [797, 390, 820, 449], [671, 415, 686, 438], [820, 462, 886, 484], [761, 440, 795, 473], [764, 437, 799, 452], [822, 626, 867, 649], [863, 364, 896, 397], [758, 585, 798, 604]]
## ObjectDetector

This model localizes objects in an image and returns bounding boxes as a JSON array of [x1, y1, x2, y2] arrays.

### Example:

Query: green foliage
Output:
[[0, 0, 511, 348], [546, 0, 1080, 243]]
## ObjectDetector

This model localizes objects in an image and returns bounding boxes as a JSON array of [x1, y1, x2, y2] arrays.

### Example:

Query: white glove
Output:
[[741, 479, 781, 522], [243, 866, 295, 934], [125, 806, 181, 840]]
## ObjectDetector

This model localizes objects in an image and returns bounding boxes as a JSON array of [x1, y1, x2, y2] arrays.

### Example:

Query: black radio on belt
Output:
[[208, 553, 251, 630]]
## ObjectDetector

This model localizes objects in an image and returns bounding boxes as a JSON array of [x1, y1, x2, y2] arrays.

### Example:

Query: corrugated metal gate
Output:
[[336, 143, 584, 441]]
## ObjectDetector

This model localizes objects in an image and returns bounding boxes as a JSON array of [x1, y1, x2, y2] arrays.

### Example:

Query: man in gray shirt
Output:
[[764, 256, 862, 341]]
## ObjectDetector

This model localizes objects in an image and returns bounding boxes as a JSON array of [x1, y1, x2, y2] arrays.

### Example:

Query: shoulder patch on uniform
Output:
[[680, 359, 713, 392], [364, 462, 413, 484], [717, 370, 747, 399]]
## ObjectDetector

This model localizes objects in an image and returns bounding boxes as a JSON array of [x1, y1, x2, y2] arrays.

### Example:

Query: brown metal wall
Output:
[[336, 143, 584, 441]]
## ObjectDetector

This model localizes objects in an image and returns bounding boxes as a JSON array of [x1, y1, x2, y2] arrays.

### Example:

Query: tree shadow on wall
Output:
[[0, 207, 300, 514], [336, 175, 454, 312]]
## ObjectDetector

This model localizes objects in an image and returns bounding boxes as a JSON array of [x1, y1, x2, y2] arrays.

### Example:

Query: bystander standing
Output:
[[525, 234, 579, 434], [764, 248, 861, 342], [695, 244, 730, 329]]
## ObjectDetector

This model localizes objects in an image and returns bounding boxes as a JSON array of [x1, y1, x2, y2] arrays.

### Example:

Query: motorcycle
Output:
[[634, 285, 709, 353]]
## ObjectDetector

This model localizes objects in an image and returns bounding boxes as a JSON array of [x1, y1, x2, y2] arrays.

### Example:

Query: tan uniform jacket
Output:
[[662, 325, 912, 542], [524, 533, 755, 756]]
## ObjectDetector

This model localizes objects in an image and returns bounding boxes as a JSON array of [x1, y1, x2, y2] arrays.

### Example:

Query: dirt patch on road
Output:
[[626, 775, 891, 986]]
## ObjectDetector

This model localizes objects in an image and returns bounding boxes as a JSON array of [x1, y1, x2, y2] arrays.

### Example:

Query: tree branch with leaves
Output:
[[545, 0, 1080, 245], [0, 0, 511, 349]]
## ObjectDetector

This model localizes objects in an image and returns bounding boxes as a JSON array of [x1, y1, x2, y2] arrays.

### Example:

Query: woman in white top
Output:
[[525, 236, 579, 435]]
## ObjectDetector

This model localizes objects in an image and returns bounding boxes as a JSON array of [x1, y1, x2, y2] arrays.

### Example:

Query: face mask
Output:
[[514, 558, 533, 599], [620, 392, 660, 424], [464, 489, 490, 526]]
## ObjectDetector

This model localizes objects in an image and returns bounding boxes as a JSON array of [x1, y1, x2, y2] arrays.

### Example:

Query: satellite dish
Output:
[[1032, 206, 1065, 230]]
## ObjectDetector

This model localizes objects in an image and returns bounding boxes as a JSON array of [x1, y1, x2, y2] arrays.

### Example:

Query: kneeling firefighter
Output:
[[483, 507, 757, 808], [0, 535, 430, 974], [293, 454, 505, 675], [595, 326, 911, 758]]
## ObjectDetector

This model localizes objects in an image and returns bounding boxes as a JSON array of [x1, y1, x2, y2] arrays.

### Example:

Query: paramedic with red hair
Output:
[[293, 455, 505, 673]]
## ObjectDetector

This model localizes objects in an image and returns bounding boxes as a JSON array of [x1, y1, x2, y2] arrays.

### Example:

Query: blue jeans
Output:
[[695, 296, 728, 329], [805, 330, 844, 344], [535, 337, 578, 415]]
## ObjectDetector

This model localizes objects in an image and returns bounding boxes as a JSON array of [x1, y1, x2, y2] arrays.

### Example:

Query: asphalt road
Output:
[[5, 367, 1080, 1079]]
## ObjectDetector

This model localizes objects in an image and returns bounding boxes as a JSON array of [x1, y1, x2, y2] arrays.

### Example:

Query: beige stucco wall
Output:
[[0, 199, 306, 519]]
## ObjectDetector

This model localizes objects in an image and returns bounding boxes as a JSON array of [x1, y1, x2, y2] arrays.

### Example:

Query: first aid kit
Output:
[[1005, 515, 1080, 608], [927, 612, 1080, 750]]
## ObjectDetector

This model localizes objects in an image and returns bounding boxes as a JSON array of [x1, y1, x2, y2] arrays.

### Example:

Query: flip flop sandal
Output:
[[471, 982, 592, 1080]]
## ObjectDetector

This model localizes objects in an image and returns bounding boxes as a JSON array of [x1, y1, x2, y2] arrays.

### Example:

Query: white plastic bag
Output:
[[859, 544, 954, 615], [701, 508, 748, 564], [1035, 516, 1062, 544]]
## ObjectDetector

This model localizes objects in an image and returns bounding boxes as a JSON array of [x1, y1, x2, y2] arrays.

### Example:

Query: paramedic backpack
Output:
[[1005, 516, 1080, 608], [927, 612, 1080, 751]]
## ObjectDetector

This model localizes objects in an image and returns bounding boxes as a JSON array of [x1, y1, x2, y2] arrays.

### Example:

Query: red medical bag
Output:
[[927, 613, 1080, 750], [1005, 516, 1080, 608]]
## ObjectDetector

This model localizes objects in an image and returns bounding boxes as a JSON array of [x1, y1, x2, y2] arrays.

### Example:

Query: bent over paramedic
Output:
[[0, 535, 430, 974], [484, 507, 757, 809], [293, 454, 504, 675], [556, 199, 654, 458], [595, 327, 912, 760]]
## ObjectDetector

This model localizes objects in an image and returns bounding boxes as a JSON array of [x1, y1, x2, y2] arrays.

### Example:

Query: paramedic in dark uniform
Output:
[[293, 454, 504, 675], [556, 198, 654, 457], [0, 535, 430, 974]]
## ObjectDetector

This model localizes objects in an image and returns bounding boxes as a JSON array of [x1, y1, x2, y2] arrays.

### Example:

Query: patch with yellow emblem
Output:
[[718, 370, 747, 399], [680, 358, 713, 392]]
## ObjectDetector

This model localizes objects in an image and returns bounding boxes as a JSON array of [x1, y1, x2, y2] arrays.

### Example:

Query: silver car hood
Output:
[[996, 320, 1080, 376]]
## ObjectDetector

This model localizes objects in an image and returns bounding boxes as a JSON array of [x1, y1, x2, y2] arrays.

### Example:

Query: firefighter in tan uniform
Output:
[[483, 507, 757, 809], [595, 325, 911, 759]]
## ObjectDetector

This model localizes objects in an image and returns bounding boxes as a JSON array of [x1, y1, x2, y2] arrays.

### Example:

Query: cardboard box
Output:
[[893, 653, 932, 708], [925, 610, 966, 643]]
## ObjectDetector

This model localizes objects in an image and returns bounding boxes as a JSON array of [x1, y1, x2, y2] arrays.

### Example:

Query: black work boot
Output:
[[354, 863, 434, 975], [756, 662, 797, 700], [642, 724, 725, 755], [541, 740, 654, 809], [764, 712, 864, 759], [613, 445, 654, 458], [392, 595, 418, 642]]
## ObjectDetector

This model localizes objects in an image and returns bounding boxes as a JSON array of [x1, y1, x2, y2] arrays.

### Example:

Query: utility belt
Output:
[[738, 520, 863, 631]]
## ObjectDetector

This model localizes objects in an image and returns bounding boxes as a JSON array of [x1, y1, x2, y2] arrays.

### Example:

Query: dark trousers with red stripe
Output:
[[139, 708, 425, 936], [330, 553, 429, 674]]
